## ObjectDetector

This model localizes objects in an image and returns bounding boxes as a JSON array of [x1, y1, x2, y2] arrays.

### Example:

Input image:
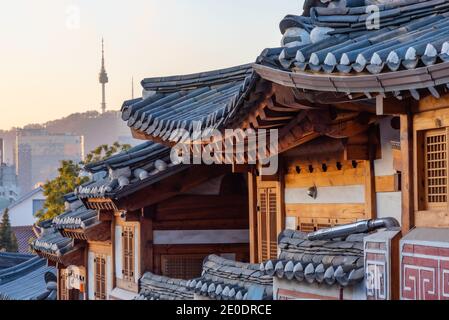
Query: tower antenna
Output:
[[99, 38, 109, 113]]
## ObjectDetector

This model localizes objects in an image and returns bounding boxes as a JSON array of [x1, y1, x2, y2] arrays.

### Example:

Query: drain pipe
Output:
[[307, 218, 400, 241]]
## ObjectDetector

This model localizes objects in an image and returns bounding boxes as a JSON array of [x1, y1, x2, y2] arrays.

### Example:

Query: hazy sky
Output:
[[0, 0, 303, 130]]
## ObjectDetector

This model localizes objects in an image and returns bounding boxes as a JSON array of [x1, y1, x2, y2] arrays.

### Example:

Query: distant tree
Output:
[[0, 209, 19, 252], [83, 142, 131, 165], [36, 160, 88, 222], [36, 142, 131, 222]]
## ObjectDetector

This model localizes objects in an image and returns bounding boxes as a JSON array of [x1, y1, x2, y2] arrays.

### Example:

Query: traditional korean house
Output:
[[118, 0, 449, 301], [32, 197, 90, 300], [33, 140, 250, 300], [44, 140, 247, 300]]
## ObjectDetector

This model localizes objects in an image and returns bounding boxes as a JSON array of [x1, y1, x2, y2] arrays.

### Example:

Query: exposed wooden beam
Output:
[[376, 96, 407, 115], [248, 170, 258, 264]]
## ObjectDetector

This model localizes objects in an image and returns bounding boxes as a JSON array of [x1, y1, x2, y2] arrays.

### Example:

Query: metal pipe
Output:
[[307, 217, 400, 241]]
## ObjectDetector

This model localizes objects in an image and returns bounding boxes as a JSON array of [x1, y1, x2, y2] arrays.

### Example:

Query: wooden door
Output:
[[257, 186, 279, 262]]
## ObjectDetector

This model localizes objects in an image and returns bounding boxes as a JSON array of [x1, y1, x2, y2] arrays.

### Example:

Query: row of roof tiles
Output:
[[260, 230, 365, 287], [76, 141, 184, 199], [121, 65, 253, 144]]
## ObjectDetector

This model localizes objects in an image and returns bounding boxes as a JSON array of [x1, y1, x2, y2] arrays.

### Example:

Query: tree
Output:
[[0, 209, 19, 252], [36, 142, 131, 222], [83, 142, 131, 165], [36, 160, 88, 222]]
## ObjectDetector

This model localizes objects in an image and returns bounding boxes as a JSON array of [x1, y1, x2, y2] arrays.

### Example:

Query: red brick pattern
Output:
[[365, 241, 388, 300], [401, 243, 449, 300]]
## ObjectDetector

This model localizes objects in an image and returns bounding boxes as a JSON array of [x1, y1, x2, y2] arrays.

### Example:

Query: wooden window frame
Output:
[[413, 108, 449, 228], [160, 254, 205, 280], [256, 180, 284, 263], [122, 226, 135, 283], [94, 254, 107, 300], [59, 269, 69, 301]]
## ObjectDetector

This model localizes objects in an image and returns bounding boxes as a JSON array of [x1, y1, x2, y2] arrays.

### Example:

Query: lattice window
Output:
[[122, 226, 135, 282], [161, 255, 204, 280], [258, 187, 279, 262], [59, 269, 69, 301], [94, 254, 107, 300], [424, 129, 448, 208]]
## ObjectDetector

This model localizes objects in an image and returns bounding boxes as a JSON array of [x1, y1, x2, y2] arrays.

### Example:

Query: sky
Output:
[[0, 0, 303, 130]]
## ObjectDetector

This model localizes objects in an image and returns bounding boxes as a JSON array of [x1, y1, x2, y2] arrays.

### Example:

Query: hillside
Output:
[[0, 110, 139, 165]]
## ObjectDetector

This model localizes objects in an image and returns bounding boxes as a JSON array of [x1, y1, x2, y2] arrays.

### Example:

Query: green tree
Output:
[[0, 209, 19, 252], [83, 142, 131, 165], [36, 142, 131, 222]]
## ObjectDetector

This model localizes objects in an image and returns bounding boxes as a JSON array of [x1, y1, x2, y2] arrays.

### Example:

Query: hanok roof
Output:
[[32, 227, 74, 258], [12, 226, 36, 254], [255, 0, 449, 99], [52, 200, 97, 230], [136, 272, 194, 301], [260, 229, 365, 287], [121, 64, 254, 143], [76, 141, 186, 199], [187, 255, 273, 300], [0, 253, 34, 270], [0, 253, 56, 300]]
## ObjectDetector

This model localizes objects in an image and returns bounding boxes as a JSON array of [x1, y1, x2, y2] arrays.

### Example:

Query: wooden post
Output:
[[248, 170, 258, 263], [365, 126, 378, 219], [140, 208, 154, 273], [401, 112, 415, 233]]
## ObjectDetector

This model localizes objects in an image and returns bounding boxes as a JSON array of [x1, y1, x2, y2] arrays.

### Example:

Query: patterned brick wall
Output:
[[401, 242, 449, 300], [364, 230, 401, 300]]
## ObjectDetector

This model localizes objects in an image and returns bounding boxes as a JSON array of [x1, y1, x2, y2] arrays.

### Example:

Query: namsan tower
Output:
[[99, 38, 109, 113]]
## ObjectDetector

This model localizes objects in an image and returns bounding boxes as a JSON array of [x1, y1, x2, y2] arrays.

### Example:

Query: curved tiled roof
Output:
[[136, 272, 194, 300], [260, 229, 365, 287], [187, 255, 273, 300], [0, 253, 34, 270], [256, 0, 449, 99], [52, 200, 97, 230], [119, 1, 449, 143], [32, 228, 74, 257], [120, 64, 254, 143], [77, 141, 186, 199], [0, 254, 56, 300]]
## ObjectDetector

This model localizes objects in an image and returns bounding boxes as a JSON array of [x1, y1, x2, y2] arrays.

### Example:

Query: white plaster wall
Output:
[[115, 226, 123, 280], [374, 117, 400, 177], [285, 185, 365, 204], [376, 192, 402, 225], [153, 230, 249, 245], [8, 190, 45, 226], [285, 217, 297, 230], [88, 251, 95, 300]]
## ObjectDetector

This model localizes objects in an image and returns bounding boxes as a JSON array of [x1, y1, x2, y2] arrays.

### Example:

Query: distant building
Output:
[[5, 187, 45, 227], [0, 139, 19, 211], [15, 129, 84, 194]]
